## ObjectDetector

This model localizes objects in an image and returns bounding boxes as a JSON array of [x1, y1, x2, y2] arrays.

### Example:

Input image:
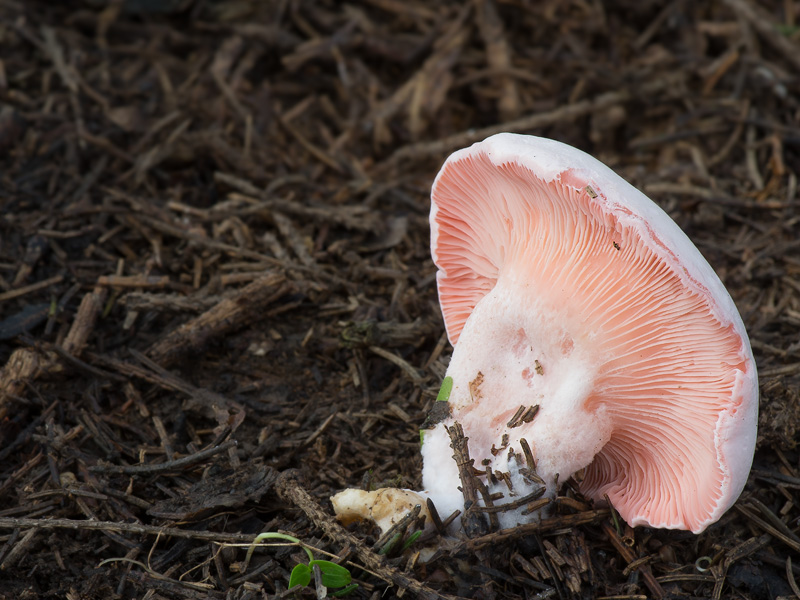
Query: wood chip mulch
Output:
[[1, 1, 799, 598]]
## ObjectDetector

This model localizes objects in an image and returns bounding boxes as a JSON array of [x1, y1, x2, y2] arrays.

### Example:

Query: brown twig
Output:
[[89, 439, 238, 475], [722, 0, 800, 72], [383, 76, 682, 167], [446, 422, 489, 537], [601, 522, 665, 599], [474, 0, 519, 120], [146, 272, 292, 367], [0, 285, 107, 417], [454, 509, 610, 554], [0, 516, 263, 544]]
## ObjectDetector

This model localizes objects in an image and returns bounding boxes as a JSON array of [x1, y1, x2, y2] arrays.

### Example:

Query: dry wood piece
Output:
[[90, 439, 238, 475], [454, 508, 610, 555], [0, 274, 63, 303], [722, 0, 800, 72], [147, 272, 293, 367], [445, 421, 488, 537], [120, 292, 224, 313], [214, 172, 381, 232], [370, 4, 471, 143], [474, 0, 520, 121], [146, 460, 277, 519], [97, 274, 172, 288], [385, 74, 682, 167], [601, 522, 665, 599], [0, 285, 107, 418], [0, 516, 265, 545]]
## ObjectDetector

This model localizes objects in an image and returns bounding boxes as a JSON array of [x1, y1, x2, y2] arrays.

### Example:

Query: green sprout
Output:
[[245, 532, 357, 596], [400, 529, 423, 552], [436, 376, 453, 402], [777, 24, 800, 36]]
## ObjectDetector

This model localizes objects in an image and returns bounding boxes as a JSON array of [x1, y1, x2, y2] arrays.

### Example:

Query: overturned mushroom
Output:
[[334, 133, 758, 535]]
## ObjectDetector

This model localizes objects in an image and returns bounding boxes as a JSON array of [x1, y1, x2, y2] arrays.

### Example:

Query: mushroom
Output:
[[331, 133, 757, 536], [423, 133, 758, 533]]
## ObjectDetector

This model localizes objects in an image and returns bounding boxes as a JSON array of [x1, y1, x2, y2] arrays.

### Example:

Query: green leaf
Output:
[[419, 429, 425, 446], [331, 583, 359, 596], [777, 24, 800, 36], [378, 532, 403, 556], [310, 560, 352, 588], [436, 376, 453, 402], [289, 563, 311, 588], [246, 531, 314, 567], [400, 529, 423, 552]]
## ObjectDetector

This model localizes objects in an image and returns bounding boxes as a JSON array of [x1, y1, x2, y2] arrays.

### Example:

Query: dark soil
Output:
[[1, 0, 799, 598]]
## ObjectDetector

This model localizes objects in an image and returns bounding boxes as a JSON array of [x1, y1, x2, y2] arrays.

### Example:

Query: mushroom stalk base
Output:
[[421, 280, 612, 530], [330, 488, 432, 535]]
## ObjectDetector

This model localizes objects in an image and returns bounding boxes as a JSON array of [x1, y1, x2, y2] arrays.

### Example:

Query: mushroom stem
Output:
[[330, 488, 433, 535], [421, 279, 612, 529]]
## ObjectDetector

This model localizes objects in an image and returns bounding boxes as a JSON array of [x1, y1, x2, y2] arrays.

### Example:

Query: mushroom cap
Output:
[[429, 133, 758, 533]]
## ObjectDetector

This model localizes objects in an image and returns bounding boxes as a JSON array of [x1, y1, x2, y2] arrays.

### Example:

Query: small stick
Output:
[[373, 504, 421, 555], [0, 516, 263, 544], [446, 422, 488, 537], [0, 275, 63, 302], [440, 509, 461, 531], [426, 498, 445, 535], [89, 440, 237, 475], [474, 491, 548, 514], [475, 479, 500, 531], [0, 285, 107, 418], [506, 405, 526, 428], [453, 508, 610, 554], [383, 76, 683, 167], [519, 438, 536, 471], [474, 0, 520, 120], [520, 498, 551, 517], [602, 522, 665, 599], [521, 404, 539, 423], [147, 272, 292, 367], [508, 405, 538, 428], [722, 0, 800, 72]]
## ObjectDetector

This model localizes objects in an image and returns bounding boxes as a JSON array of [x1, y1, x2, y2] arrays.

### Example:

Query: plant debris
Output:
[[1, 0, 799, 598]]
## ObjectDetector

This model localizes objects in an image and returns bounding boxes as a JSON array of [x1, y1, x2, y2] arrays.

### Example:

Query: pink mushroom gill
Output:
[[423, 133, 758, 534]]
